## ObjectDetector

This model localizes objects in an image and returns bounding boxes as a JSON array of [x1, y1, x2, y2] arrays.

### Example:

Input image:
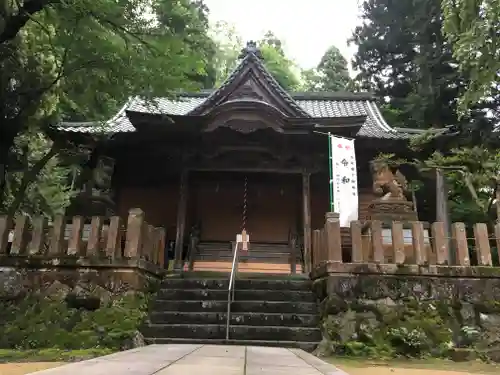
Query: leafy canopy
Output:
[[442, 0, 500, 113], [301, 45, 351, 92]]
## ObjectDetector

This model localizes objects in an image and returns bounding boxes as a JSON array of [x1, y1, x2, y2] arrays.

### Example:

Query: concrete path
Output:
[[27, 344, 349, 375]]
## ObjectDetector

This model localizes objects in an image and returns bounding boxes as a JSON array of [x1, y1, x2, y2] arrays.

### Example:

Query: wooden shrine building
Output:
[[54, 41, 419, 273]]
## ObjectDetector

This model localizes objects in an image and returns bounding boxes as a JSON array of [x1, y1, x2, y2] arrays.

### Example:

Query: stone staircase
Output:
[[186, 242, 303, 274], [142, 273, 321, 351]]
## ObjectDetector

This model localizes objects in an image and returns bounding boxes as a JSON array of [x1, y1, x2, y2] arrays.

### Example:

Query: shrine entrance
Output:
[[190, 171, 302, 244]]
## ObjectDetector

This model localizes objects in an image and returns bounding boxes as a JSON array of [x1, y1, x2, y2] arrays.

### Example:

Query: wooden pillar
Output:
[[302, 172, 312, 273], [174, 170, 189, 271]]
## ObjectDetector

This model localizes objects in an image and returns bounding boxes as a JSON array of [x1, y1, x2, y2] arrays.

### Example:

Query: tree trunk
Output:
[[6, 144, 59, 217]]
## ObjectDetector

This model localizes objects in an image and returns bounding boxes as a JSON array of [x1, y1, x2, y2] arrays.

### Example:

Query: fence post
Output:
[[473, 223, 492, 266], [325, 212, 342, 263], [106, 216, 122, 259], [29, 216, 47, 255], [350, 221, 363, 263], [432, 222, 449, 265], [452, 222, 470, 266], [391, 221, 405, 264], [67, 215, 84, 256], [87, 216, 103, 257], [0, 216, 12, 255], [371, 220, 384, 263], [11, 214, 30, 255], [411, 221, 426, 265], [124, 208, 144, 258], [49, 215, 66, 255], [312, 229, 321, 269]]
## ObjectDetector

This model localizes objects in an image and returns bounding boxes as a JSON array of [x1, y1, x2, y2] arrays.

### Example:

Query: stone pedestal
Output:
[[367, 199, 418, 222]]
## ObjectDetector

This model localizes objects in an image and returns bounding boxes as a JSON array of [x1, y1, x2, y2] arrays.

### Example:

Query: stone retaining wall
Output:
[[312, 265, 500, 361]]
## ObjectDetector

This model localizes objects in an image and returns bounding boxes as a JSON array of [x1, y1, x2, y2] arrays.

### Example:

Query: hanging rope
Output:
[[242, 175, 248, 232]]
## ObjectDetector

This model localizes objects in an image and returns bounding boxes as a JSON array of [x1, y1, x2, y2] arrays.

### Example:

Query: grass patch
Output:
[[0, 348, 113, 363], [327, 357, 500, 374]]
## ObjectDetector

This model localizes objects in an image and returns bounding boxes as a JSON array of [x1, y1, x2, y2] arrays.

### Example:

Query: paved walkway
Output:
[[27, 344, 349, 375]]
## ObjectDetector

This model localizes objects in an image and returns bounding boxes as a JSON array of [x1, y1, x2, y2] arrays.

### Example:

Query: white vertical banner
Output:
[[330, 136, 358, 227]]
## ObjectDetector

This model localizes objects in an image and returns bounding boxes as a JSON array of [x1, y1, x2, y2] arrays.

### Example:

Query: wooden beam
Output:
[[174, 170, 189, 271], [302, 172, 312, 273]]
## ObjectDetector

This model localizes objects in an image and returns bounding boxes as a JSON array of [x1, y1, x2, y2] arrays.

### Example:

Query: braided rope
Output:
[[242, 176, 248, 232]]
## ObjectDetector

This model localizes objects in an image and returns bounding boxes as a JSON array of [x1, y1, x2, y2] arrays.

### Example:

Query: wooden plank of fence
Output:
[[325, 215, 342, 262], [320, 228, 326, 265], [371, 220, 384, 263], [67, 216, 84, 256], [87, 216, 103, 257], [431, 222, 449, 265], [106, 216, 122, 259], [11, 214, 30, 255], [350, 221, 363, 263], [29, 216, 47, 255], [495, 223, 500, 264], [0, 216, 11, 255], [452, 222, 470, 266], [157, 227, 166, 267], [391, 221, 405, 264], [473, 223, 492, 266], [146, 224, 154, 261], [411, 221, 426, 265], [312, 229, 321, 268], [49, 215, 66, 255], [125, 208, 144, 258]]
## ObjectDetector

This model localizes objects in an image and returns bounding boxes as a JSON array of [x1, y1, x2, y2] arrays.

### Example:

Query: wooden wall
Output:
[[116, 185, 179, 242], [116, 172, 378, 245]]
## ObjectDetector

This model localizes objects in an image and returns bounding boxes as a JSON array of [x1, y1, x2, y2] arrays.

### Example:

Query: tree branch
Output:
[[0, 0, 59, 44], [6, 141, 59, 217]]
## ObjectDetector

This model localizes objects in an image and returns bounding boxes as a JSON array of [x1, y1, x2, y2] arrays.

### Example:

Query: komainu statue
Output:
[[368, 160, 417, 221], [370, 160, 409, 201]]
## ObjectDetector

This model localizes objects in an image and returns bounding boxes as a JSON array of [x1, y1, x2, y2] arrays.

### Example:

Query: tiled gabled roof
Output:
[[57, 92, 409, 139], [57, 43, 410, 139]]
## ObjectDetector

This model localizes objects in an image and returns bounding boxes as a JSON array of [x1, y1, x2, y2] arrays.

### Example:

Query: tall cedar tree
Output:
[[351, 0, 466, 130]]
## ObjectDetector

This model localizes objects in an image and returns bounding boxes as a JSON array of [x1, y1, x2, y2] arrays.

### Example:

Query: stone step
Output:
[[156, 288, 317, 302], [141, 323, 322, 342], [194, 252, 299, 260], [143, 337, 318, 352], [188, 261, 301, 274], [158, 278, 312, 291], [148, 311, 319, 327], [198, 242, 290, 251], [152, 300, 318, 314]]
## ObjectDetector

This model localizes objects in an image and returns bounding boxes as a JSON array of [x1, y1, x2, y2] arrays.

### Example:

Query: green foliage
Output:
[[1, 0, 217, 213], [3, 129, 78, 217], [259, 44, 300, 91], [209, 23, 300, 91], [301, 45, 351, 92], [0, 293, 149, 350], [377, 139, 500, 225], [442, 0, 500, 113], [322, 299, 455, 359], [351, 0, 467, 129]]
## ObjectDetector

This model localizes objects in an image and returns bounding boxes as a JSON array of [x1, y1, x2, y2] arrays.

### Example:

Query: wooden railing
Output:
[[311, 214, 500, 275], [0, 208, 165, 268]]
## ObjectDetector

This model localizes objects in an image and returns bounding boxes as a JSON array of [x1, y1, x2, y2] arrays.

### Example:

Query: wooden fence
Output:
[[0, 208, 165, 267], [311, 216, 500, 271]]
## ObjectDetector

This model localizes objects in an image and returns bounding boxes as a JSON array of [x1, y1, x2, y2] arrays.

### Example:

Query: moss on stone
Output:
[[317, 275, 500, 362], [0, 291, 151, 351]]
